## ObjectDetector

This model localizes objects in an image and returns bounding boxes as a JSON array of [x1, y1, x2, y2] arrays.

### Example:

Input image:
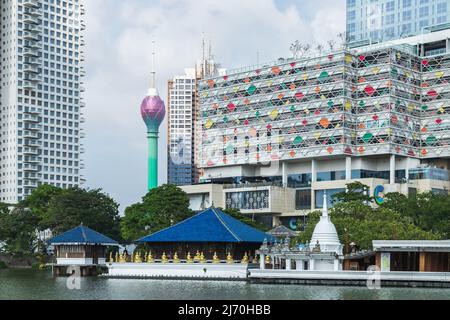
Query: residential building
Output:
[[0, 0, 86, 203], [347, 0, 450, 48], [167, 43, 225, 186]]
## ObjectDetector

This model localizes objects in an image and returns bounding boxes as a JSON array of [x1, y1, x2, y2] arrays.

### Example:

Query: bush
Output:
[[0, 261, 8, 269]]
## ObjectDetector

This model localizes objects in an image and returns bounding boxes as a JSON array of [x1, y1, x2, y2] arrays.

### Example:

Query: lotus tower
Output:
[[140, 44, 166, 190]]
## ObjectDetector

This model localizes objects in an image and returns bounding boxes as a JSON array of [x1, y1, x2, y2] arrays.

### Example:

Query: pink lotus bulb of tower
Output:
[[141, 95, 166, 133]]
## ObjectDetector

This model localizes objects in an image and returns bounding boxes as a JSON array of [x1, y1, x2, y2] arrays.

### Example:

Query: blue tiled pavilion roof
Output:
[[47, 225, 118, 246], [138, 207, 276, 244]]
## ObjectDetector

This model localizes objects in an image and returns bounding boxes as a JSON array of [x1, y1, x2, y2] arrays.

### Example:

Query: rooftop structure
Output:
[[346, 0, 450, 48], [47, 225, 118, 246], [138, 207, 275, 244]]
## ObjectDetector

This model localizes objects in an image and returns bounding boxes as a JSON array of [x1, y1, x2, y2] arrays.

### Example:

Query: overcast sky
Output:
[[82, 0, 346, 212]]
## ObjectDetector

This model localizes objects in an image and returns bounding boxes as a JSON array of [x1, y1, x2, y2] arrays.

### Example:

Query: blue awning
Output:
[[138, 207, 276, 244], [47, 225, 118, 246]]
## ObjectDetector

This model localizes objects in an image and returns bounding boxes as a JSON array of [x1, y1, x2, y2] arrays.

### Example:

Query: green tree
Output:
[[21, 184, 63, 231], [121, 184, 194, 242], [0, 206, 40, 254], [332, 182, 373, 204], [46, 187, 121, 241], [384, 191, 450, 238], [297, 201, 441, 251]]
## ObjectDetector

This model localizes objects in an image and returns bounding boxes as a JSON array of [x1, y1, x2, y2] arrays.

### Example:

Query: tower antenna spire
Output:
[[151, 39, 156, 88]]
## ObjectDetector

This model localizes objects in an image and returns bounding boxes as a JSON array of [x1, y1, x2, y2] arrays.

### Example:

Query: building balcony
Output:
[[24, 156, 42, 163], [24, 173, 41, 180], [26, 57, 42, 65], [23, 14, 39, 25], [23, 24, 42, 34], [24, 123, 42, 131], [22, 81, 38, 90], [23, 0, 40, 8], [23, 64, 39, 74], [23, 31, 40, 42], [24, 74, 42, 83], [79, 86, 86, 92], [23, 47, 39, 57], [23, 139, 41, 147], [23, 113, 39, 123], [24, 107, 41, 115], [23, 163, 39, 172], [22, 147, 39, 155], [22, 130, 39, 139]]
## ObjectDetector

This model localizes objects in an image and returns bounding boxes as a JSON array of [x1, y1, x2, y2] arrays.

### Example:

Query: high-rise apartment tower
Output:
[[0, 0, 86, 203]]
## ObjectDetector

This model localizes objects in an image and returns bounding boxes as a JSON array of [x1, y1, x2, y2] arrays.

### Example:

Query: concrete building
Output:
[[347, 0, 450, 48], [0, 0, 86, 203], [167, 43, 225, 186], [185, 28, 450, 229]]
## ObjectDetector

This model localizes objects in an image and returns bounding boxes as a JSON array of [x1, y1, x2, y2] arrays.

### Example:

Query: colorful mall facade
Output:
[[182, 34, 450, 229]]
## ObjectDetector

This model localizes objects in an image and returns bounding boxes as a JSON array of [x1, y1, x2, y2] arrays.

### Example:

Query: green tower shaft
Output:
[[147, 131, 159, 191]]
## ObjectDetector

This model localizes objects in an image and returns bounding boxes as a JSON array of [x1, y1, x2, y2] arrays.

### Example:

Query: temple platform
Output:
[[104, 263, 252, 280], [248, 270, 450, 288]]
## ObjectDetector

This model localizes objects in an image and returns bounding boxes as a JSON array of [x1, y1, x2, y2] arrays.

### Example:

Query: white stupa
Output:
[[309, 192, 343, 256]]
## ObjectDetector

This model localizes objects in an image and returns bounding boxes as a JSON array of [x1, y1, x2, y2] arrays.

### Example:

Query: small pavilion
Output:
[[137, 207, 276, 262], [47, 224, 118, 276], [267, 225, 298, 240]]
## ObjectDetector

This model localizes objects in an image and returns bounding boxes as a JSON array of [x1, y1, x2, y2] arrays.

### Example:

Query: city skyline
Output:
[[82, 0, 346, 211]]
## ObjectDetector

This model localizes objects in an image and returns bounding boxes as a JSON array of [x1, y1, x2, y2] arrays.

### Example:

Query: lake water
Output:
[[1, 269, 450, 300]]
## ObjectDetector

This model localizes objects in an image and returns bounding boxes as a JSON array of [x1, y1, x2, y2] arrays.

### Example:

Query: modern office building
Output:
[[0, 0, 86, 203], [182, 29, 450, 230], [347, 0, 450, 47], [167, 45, 225, 186]]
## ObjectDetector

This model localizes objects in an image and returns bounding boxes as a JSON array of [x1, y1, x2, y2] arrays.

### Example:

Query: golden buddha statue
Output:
[[147, 251, 154, 263], [212, 252, 220, 264], [241, 252, 249, 264], [265, 255, 271, 264], [200, 252, 206, 264], [162, 252, 168, 263], [186, 252, 193, 264], [227, 253, 234, 264], [119, 253, 126, 263], [174, 252, 180, 264], [194, 250, 201, 262], [135, 252, 142, 263]]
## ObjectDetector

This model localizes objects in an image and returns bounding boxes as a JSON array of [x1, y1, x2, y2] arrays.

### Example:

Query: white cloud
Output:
[[82, 0, 346, 212]]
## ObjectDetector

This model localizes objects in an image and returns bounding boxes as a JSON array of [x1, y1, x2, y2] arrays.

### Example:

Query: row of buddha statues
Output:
[[109, 251, 254, 264]]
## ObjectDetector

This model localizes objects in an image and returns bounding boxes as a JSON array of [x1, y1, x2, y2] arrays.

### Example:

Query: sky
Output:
[[82, 0, 347, 212]]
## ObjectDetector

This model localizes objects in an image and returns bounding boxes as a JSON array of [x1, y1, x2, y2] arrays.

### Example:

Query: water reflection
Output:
[[1, 269, 449, 300]]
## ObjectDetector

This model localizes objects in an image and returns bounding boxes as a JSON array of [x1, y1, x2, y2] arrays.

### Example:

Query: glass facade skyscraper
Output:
[[0, 0, 85, 203], [347, 0, 450, 47]]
